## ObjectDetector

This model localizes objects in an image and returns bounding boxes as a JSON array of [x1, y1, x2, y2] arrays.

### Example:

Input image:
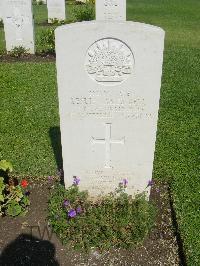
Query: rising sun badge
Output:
[[85, 38, 134, 86]]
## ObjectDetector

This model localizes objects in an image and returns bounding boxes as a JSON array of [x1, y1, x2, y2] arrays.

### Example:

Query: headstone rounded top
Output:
[[55, 21, 165, 36]]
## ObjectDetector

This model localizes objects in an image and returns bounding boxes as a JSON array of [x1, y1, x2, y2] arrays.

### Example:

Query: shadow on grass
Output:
[[168, 185, 187, 266], [49, 127, 63, 173], [0, 234, 59, 265]]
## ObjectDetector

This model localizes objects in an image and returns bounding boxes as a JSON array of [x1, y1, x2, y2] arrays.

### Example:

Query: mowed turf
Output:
[[0, 1, 200, 265], [0, 63, 59, 176]]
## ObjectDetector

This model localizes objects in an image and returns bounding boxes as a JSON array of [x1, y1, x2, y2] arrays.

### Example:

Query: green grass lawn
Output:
[[0, 1, 200, 265]]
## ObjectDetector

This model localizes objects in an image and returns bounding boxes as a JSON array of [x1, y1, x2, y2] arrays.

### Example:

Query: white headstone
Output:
[[96, 0, 126, 21], [55, 21, 165, 198], [0, 1, 3, 20], [3, 0, 35, 53], [47, 0, 65, 23]]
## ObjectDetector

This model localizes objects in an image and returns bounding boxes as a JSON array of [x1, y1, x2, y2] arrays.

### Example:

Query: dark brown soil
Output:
[[0, 180, 181, 266], [0, 54, 55, 63]]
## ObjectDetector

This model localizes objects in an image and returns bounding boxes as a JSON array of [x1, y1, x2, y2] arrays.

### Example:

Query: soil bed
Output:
[[0, 54, 56, 63], [0, 180, 181, 266]]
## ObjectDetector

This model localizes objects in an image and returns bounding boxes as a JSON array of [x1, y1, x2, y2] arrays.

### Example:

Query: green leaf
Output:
[[19, 209, 28, 217], [0, 160, 13, 172], [0, 194, 4, 202], [21, 196, 30, 206], [0, 177, 5, 195], [6, 202, 22, 217]]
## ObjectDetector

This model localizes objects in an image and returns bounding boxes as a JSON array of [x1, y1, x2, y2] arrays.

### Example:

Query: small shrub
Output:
[[36, 0, 43, 5], [37, 28, 55, 54], [87, 0, 95, 4], [71, 2, 95, 22], [48, 177, 156, 251], [48, 18, 66, 25], [9, 46, 28, 58], [0, 160, 30, 217]]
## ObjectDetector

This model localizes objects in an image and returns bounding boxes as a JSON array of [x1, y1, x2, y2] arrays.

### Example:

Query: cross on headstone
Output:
[[91, 123, 125, 168]]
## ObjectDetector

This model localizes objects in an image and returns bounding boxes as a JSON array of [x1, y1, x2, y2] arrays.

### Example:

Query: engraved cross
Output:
[[91, 123, 125, 168]]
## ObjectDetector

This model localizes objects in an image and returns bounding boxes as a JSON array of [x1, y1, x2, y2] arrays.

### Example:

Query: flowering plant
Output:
[[0, 160, 30, 217], [48, 176, 156, 251], [62, 176, 85, 220]]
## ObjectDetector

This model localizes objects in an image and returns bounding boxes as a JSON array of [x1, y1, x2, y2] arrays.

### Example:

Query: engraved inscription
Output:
[[68, 90, 152, 119], [103, 0, 122, 20], [91, 123, 125, 168], [104, 0, 118, 7], [84, 169, 136, 191], [85, 38, 134, 86]]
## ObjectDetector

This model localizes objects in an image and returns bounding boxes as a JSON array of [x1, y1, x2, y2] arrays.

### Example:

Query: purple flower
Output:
[[73, 176, 80, 186], [123, 178, 128, 186], [63, 200, 70, 207], [25, 191, 30, 196], [147, 179, 154, 187], [48, 176, 53, 182], [76, 207, 82, 214], [68, 209, 77, 218], [120, 178, 128, 187]]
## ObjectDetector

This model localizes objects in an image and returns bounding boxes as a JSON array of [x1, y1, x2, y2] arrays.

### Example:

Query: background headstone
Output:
[[0, 1, 3, 20], [96, 0, 126, 21], [55, 21, 165, 198], [47, 0, 65, 23], [3, 0, 35, 53]]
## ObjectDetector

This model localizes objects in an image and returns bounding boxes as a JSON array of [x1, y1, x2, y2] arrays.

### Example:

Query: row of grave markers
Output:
[[1, 0, 127, 54], [0, 0, 126, 54], [1, 0, 66, 53]]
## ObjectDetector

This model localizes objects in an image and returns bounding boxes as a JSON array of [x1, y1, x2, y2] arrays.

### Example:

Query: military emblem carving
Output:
[[85, 38, 134, 85]]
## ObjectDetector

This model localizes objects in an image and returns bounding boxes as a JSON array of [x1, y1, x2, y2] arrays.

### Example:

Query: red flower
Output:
[[21, 179, 28, 188]]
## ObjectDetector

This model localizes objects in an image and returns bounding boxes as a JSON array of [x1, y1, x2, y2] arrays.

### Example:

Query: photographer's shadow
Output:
[[0, 234, 59, 265]]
